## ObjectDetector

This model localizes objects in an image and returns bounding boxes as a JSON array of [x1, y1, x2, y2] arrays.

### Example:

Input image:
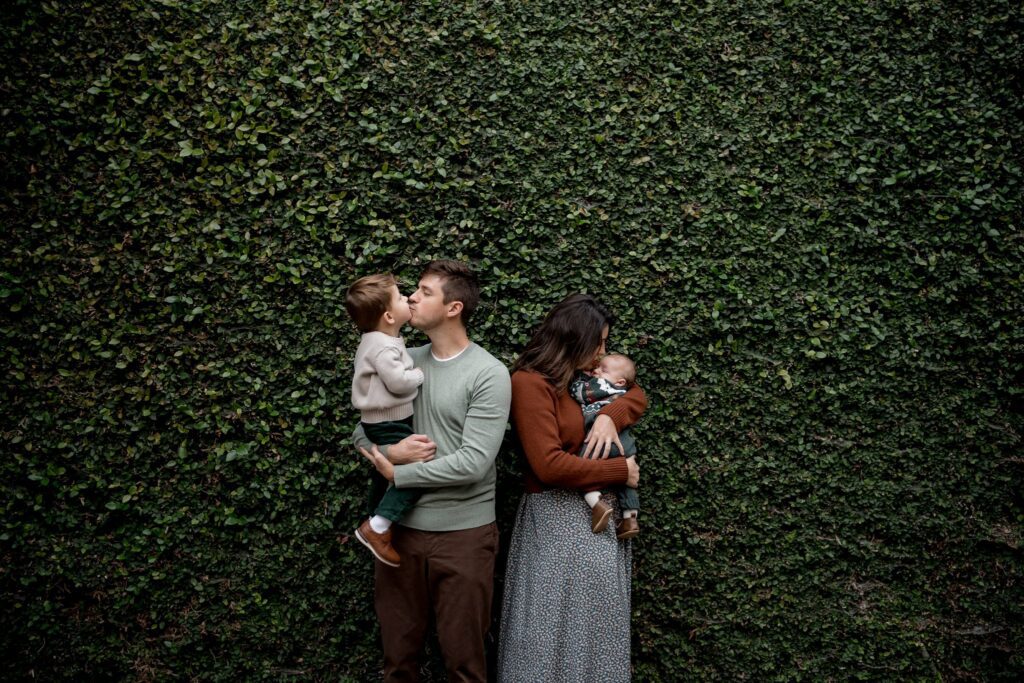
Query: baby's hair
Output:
[[345, 273, 396, 333], [606, 353, 637, 387]]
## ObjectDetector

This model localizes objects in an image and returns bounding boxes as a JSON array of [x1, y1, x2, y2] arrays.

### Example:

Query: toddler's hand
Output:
[[359, 445, 395, 481]]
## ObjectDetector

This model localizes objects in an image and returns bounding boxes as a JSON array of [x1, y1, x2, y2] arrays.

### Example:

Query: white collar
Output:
[[431, 343, 471, 362]]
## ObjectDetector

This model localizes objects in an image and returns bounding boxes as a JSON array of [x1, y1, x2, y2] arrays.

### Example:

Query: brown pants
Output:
[[374, 523, 499, 682]]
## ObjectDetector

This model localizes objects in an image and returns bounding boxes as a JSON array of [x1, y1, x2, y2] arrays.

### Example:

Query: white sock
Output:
[[369, 515, 391, 533], [623, 510, 638, 519], [584, 491, 601, 508]]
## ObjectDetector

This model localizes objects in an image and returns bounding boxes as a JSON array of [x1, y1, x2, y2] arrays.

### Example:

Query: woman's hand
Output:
[[625, 456, 639, 488], [359, 445, 395, 482], [386, 434, 436, 464], [581, 414, 624, 459]]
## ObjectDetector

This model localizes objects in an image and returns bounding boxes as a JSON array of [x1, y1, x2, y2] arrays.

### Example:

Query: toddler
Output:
[[345, 273, 424, 567]]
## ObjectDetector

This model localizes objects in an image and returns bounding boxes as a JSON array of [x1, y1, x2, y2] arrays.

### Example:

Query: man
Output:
[[353, 259, 512, 682]]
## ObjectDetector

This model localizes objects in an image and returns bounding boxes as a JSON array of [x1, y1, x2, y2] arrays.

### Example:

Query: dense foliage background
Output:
[[3, 0, 1022, 680]]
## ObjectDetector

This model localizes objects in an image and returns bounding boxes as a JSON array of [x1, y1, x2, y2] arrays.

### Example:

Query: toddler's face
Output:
[[387, 284, 413, 326], [592, 356, 629, 387]]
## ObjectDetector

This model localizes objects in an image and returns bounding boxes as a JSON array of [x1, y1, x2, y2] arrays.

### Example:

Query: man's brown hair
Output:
[[345, 273, 396, 333], [420, 259, 480, 325]]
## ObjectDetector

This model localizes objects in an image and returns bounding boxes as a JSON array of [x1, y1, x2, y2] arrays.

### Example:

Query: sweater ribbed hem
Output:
[[523, 456, 629, 494], [361, 403, 414, 423], [398, 501, 495, 532]]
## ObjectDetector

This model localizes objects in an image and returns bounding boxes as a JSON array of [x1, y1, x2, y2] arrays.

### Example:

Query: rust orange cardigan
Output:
[[510, 369, 648, 494]]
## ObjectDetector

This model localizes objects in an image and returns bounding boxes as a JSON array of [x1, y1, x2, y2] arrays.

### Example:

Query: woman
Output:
[[497, 294, 646, 682]]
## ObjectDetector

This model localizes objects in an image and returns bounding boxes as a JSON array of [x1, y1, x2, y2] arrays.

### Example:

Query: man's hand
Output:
[[625, 456, 640, 488], [387, 434, 437, 464], [581, 414, 624, 459], [359, 445, 395, 482]]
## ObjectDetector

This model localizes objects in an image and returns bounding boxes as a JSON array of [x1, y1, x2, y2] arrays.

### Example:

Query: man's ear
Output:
[[446, 300, 464, 319]]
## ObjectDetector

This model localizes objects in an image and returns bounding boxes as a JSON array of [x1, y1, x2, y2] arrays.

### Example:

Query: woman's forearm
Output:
[[597, 383, 647, 431]]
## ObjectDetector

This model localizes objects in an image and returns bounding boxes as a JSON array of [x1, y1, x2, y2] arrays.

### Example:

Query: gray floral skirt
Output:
[[497, 489, 632, 682]]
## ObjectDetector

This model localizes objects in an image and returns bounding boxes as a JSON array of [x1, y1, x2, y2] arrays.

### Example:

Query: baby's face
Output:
[[592, 356, 629, 387]]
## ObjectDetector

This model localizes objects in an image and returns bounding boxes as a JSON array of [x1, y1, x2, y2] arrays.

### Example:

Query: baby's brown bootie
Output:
[[616, 517, 639, 540], [591, 500, 612, 533]]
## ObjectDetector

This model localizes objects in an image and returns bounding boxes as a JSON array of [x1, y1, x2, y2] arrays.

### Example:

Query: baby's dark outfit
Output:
[[568, 371, 639, 511]]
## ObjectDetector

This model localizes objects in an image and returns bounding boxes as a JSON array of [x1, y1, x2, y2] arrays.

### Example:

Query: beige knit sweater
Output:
[[350, 331, 424, 423]]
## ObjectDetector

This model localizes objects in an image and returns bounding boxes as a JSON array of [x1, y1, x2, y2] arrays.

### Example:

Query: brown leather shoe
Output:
[[616, 517, 639, 540], [355, 519, 401, 567], [591, 500, 613, 533]]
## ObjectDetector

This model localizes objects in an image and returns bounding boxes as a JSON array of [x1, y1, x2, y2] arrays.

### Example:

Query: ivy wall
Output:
[[2, 0, 1022, 680]]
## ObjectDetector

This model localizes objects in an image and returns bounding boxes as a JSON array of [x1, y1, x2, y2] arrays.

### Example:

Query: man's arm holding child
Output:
[[352, 423, 435, 464], [364, 365, 511, 488]]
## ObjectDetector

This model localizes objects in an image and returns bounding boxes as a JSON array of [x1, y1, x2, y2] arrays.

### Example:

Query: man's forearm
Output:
[[393, 411, 506, 488], [393, 444, 494, 488], [393, 369, 511, 488]]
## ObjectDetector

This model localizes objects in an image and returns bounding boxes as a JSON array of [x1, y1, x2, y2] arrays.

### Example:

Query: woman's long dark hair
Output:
[[512, 294, 614, 393]]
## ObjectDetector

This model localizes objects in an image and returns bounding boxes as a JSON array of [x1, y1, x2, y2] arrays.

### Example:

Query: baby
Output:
[[345, 273, 424, 567], [569, 353, 642, 540]]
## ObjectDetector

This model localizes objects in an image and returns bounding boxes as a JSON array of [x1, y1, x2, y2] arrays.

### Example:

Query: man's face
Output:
[[407, 274, 451, 331]]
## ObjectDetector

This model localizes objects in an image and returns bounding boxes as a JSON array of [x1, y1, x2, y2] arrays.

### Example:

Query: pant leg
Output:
[[375, 527, 431, 682], [367, 470, 391, 517], [618, 427, 636, 455], [616, 485, 640, 511], [375, 485, 422, 522], [363, 418, 415, 447], [613, 432, 639, 510], [364, 418, 418, 518], [428, 523, 499, 683]]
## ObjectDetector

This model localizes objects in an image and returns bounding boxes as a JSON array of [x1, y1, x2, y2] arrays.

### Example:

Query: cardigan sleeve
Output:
[[511, 371, 629, 490], [371, 345, 424, 395]]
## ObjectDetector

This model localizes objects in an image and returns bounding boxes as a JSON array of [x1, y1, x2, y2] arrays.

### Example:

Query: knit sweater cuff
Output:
[[361, 403, 415, 424], [604, 457, 630, 486]]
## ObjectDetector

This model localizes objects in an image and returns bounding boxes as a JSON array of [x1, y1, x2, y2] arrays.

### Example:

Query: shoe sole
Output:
[[354, 527, 401, 567], [592, 507, 612, 534], [616, 529, 639, 540]]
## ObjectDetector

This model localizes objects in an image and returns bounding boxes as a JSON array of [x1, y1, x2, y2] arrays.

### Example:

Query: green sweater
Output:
[[352, 342, 512, 532]]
